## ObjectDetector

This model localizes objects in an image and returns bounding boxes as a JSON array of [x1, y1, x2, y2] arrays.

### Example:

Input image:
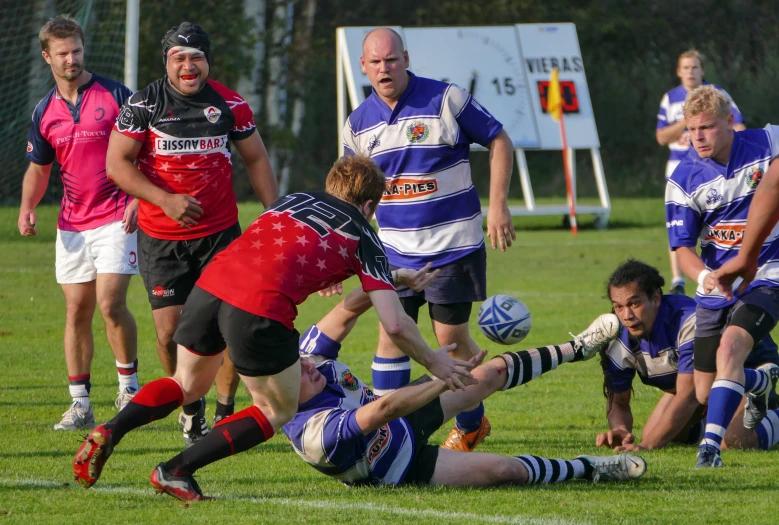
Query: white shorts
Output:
[[56, 221, 139, 284], [665, 160, 681, 179]]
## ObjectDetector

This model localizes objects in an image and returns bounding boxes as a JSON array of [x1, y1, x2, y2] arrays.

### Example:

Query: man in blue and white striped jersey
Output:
[[665, 85, 779, 467], [342, 27, 516, 451], [283, 285, 644, 488]]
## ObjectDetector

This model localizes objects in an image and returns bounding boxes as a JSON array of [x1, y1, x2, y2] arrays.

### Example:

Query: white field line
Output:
[[0, 477, 589, 525]]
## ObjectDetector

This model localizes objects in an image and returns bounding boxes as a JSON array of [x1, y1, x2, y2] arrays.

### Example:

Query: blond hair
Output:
[[683, 85, 731, 120], [326, 156, 386, 210], [678, 48, 704, 69], [39, 15, 84, 51]]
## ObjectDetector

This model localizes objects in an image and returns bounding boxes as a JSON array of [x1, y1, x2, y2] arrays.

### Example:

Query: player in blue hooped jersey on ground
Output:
[[656, 49, 745, 296], [592, 259, 779, 453], [665, 85, 779, 467], [284, 283, 643, 488], [342, 27, 517, 452]]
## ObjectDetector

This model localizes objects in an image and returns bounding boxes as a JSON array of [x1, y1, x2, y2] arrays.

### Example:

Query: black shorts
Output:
[[392, 249, 487, 325], [398, 376, 445, 485], [174, 286, 300, 377], [693, 287, 779, 373], [138, 222, 241, 309]]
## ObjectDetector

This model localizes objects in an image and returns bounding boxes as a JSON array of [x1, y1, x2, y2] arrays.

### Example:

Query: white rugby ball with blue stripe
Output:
[[477, 295, 532, 345]]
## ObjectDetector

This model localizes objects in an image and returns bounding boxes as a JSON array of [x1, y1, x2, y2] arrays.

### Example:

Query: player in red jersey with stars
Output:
[[74, 156, 476, 500], [106, 22, 279, 445]]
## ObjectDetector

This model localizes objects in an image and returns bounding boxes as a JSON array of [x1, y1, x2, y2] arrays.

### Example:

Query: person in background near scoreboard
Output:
[[343, 27, 516, 452], [283, 284, 645, 489], [656, 49, 745, 296], [592, 259, 779, 453], [18, 15, 140, 431], [74, 156, 477, 501], [666, 85, 779, 467], [104, 22, 279, 448]]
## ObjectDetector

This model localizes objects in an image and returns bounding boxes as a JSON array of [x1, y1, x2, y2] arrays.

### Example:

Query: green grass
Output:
[[0, 199, 777, 524]]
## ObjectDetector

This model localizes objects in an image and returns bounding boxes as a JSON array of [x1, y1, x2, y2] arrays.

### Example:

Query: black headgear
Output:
[[161, 22, 211, 65]]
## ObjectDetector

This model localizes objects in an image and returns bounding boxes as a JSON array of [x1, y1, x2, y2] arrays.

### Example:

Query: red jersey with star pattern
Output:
[[114, 77, 256, 240], [196, 192, 395, 328]]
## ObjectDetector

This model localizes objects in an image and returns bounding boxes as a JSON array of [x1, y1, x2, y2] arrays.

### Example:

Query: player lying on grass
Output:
[[594, 259, 779, 452], [282, 286, 646, 488], [73, 156, 477, 501]]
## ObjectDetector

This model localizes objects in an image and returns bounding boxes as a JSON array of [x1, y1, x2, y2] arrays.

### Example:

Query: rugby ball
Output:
[[477, 295, 532, 345]]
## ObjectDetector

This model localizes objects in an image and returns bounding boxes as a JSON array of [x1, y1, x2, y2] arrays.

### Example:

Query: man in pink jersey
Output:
[[18, 16, 140, 430], [105, 22, 279, 447]]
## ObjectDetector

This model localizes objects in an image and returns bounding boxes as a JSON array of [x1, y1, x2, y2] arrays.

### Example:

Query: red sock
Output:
[[165, 406, 274, 475], [109, 377, 184, 444]]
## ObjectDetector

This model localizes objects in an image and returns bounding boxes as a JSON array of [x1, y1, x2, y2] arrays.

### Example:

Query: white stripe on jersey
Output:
[[379, 213, 484, 256]]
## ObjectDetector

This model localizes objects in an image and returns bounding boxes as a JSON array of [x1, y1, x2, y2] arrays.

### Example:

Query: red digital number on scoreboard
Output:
[[537, 80, 580, 114]]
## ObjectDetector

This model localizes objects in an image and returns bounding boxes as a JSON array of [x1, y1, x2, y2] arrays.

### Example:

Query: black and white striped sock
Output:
[[493, 342, 576, 390], [514, 455, 591, 484]]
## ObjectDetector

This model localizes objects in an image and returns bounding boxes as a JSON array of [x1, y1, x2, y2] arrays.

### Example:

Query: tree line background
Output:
[[4, 0, 779, 204]]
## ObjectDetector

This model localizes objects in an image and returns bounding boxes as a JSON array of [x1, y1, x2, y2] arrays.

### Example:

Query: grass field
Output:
[[1, 198, 777, 524]]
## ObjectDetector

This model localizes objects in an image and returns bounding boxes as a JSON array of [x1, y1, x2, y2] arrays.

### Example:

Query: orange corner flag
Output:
[[548, 68, 563, 122]]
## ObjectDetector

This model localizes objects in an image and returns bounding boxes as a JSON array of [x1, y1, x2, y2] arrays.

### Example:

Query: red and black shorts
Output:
[[174, 286, 301, 377], [138, 222, 241, 309]]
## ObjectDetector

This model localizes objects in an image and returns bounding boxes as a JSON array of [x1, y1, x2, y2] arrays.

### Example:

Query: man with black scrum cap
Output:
[[104, 22, 279, 447]]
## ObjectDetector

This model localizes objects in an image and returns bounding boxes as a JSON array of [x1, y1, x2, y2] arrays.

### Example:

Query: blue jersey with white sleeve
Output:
[[665, 126, 779, 309], [342, 72, 503, 269], [284, 326, 417, 486], [604, 295, 778, 393]]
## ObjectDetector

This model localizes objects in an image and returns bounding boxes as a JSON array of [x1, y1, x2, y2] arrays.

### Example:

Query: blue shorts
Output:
[[391, 248, 487, 305]]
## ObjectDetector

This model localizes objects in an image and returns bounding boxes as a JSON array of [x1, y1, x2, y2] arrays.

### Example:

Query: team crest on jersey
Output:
[[705, 188, 723, 205], [367, 135, 381, 152], [204, 106, 222, 124], [27, 141, 33, 153], [406, 121, 429, 143], [341, 369, 359, 391], [745, 166, 763, 189]]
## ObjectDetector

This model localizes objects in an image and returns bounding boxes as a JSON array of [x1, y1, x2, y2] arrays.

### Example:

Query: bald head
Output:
[[362, 28, 405, 56], [360, 27, 410, 107]]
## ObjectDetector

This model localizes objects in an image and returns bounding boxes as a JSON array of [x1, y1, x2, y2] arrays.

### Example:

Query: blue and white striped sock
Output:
[[371, 356, 411, 396], [701, 379, 745, 451], [743, 368, 770, 395], [755, 409, 779, 450], [514, 455, 588, 484]]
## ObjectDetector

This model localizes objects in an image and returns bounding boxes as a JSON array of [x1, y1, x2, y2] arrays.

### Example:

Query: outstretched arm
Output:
[[354, 377, 450, 434]]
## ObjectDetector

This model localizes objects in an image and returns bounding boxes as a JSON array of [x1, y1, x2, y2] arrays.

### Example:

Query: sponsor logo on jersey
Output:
[[705, 188, 723, 205], [745, 166, 763, 189], [94, 107, 105, 121], [340, 369, 359, 391], [152, 285, 175, 298], [666, 219, 684, 228], [154, 135, 228, 154], [366, 425, 390, 466], [128, 251, 137, 266], [204, 106, 222, 123], [405, 120, 429, 143], [383, 178, 438, 201], [27, 141, 33, 153], [705, 223, 746, 247], [159, 109, 181, 123]]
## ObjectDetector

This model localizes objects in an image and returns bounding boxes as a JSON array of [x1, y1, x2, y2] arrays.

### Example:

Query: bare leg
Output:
[[151, 305, 182, 375], [215, 352, 240, 405], [173, 345, 226, 404], [61, 282, 97, 378], [430, 448, 528, 486], [95, 273, 137, 365]]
